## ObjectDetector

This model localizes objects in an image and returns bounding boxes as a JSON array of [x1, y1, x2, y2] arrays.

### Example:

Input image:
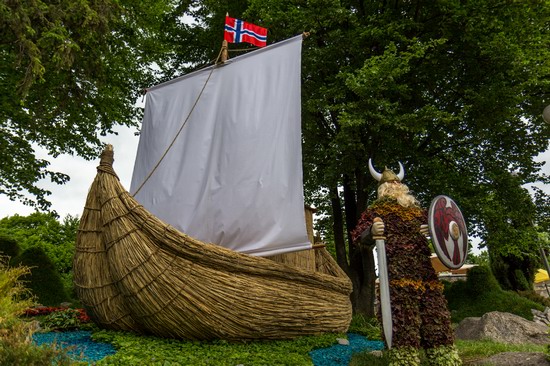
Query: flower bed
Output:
[[24, 306, 91, 323]]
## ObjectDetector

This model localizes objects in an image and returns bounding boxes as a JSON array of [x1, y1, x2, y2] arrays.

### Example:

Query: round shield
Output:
[[428, 195, 468, 269]]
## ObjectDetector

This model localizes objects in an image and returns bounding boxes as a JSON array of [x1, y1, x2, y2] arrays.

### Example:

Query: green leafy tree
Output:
[[478, 173, 541, 290], [0, 0, 177, 210], [7, 0, 548, 316], [242, 0, 550, 314], [0, 213, 79, 296], [466, 250, 489, 267]]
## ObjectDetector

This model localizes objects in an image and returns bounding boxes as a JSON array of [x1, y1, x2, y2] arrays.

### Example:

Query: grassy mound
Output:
[[444, 265, 545, 323]]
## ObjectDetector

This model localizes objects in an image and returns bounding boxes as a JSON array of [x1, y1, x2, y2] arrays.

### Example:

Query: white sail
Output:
[[130, 35, 310, 256]]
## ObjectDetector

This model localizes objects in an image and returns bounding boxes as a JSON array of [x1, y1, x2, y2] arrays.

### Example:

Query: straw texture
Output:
[[74, 145, 352, 340]]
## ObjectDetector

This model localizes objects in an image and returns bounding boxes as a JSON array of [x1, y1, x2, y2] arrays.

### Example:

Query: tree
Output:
[[242, 0, 550, 315], [478, 172, 540, 290], [0, 213, 79, 278], [8, 0, 548, 315], [0, 0, 177, 210]]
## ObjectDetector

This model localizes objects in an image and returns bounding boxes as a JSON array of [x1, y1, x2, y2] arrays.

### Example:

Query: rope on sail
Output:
[[131, 47, 225, 197]]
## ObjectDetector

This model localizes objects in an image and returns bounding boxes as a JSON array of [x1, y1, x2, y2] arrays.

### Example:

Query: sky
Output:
[[0, 124, 141, 219], [0, 121, 548, 232]]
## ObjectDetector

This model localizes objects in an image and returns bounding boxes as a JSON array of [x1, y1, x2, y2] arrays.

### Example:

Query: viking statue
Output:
[[352, 159, 461, 366]]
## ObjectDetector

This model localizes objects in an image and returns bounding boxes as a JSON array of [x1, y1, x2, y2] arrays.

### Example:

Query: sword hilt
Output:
[[372, 217, 386, 241]]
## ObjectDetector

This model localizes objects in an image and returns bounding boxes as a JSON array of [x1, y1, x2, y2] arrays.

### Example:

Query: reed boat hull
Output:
[[74, 146, 352, 340]]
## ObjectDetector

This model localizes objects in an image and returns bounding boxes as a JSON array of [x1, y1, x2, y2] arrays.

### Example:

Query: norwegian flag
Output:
[[224, 16, 267, 48]]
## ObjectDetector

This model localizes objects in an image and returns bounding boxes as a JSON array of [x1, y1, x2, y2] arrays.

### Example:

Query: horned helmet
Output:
[[368, 158, 404, 185]]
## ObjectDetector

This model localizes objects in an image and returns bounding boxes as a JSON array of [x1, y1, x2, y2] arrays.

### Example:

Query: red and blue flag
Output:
[[224, 16, 267, 48]]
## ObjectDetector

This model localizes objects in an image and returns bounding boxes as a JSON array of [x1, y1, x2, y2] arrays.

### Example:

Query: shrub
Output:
[[39, 308, 91, 332], [11, 246, 70, 306], [0, 258, 75, 365], [348, 315, 382, 340], [465, 265, 501, 297], [0, 234, 20, 260], [513, 269, 531, 291], [0, 258, 34, 326], [0, 322, 76, 366]]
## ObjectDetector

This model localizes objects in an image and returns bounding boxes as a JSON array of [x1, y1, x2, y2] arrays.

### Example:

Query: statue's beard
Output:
[[378, 182, 419, 208]]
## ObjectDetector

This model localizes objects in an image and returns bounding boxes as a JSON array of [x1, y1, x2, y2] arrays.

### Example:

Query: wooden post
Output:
[[221, 39, 229, 63], [220, 12, 230, 63]]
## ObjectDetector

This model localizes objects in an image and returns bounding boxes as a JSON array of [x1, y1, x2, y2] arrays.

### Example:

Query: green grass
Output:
[[91, 329, 345, 366], [456, 339, 546, 364], [79, 315, 378, 366], [349, 340, 547, 366]]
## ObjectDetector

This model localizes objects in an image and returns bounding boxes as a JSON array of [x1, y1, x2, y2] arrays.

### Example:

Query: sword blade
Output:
[[376, 238, 392, 349]]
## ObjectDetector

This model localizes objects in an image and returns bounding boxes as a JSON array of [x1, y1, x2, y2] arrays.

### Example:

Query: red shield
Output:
[[428, 195, 468, 269]]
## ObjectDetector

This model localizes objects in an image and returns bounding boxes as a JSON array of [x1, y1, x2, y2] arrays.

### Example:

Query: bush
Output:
[[11, 246, 70, 306], [0, 258, 34, 326], [444, 265, 544, 323], [0, 322, 76, 366], [0, 234, 20, 259], [465, 265, 501, 297], [39, 308, 91, 332], [348, 315, 382, 340], [513, 269, 531, 291], [0, 258, 75, 365]]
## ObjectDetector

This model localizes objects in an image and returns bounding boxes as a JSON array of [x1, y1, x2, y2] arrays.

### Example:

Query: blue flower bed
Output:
[[310, 333, 385, 366], [32, 330, 116, 363]]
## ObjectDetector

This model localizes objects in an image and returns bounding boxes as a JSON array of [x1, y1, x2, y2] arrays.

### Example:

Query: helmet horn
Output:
[[397, 161, 405, 181], [368, 159, 382, 182]]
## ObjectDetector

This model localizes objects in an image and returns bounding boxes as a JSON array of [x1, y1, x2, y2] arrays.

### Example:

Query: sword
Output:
[[373, 217, 392, 349]]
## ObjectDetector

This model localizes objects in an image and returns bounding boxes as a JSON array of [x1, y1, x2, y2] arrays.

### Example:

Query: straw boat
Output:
[[73, 35, 353, 340]]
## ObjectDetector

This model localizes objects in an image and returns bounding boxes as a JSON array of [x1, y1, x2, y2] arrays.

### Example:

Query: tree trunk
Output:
[[330, 183, 376, 317], [330, 187, 349, 273], [349, 245, 376, 317]]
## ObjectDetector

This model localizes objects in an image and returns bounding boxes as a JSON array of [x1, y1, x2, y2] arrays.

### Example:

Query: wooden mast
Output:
[[221, 40, 229, 63], [220, 12, 229, 63]]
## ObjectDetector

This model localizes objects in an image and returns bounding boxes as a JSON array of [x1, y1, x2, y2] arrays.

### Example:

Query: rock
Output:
[[454, 316, 482, 340], [337, 338, 350, 345], [455, 311, 549, 346], [470, 352, 550, 366], [370, 350, 383, 357], [59, 302, 72, 308], [532, 307, 550, 326]]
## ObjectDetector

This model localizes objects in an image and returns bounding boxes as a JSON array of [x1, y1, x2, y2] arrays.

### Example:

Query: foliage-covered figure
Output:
[[352, 161, 461, 366]]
